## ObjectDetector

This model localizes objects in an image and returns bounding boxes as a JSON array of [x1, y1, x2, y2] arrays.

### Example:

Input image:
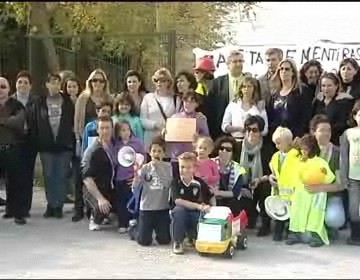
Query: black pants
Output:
[[248, 182, 272, 227], [115, 180, 133, 228], [233, 140, 243, 163], [83, 187, 116, 224], [0, 145, 26, 218], [137, 210, 171, 246], [18, 141, 37, 214], [342, 189, 350, 226], [72, 157, 84, 213]]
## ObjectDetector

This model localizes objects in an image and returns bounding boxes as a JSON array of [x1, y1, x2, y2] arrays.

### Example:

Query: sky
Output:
[[227, 2, 360, 45]]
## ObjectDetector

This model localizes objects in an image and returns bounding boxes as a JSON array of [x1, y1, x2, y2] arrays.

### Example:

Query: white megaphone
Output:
[[117, 146, 145, 168]]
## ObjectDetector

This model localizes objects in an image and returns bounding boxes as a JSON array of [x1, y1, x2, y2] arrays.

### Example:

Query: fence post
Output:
[[27, 34, 33, 75], [168, 30, 176, 75]]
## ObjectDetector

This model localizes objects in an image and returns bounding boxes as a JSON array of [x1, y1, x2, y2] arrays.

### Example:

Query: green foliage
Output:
[[1, 2, 257, 79]]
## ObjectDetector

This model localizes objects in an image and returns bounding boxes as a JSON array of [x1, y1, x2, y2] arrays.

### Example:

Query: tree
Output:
[[2, 2, 257, 83]]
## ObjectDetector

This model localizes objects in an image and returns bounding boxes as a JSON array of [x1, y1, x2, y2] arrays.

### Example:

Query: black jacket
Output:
[[11, 93, 39, 140], [267, 87, 308, 138], [343, 80, 360, 101], [0, 98, 25, 145], [300, 82, 318, 132], [313, 92, 354, 146], [204, 74, 231, 140], [29, 92, 75, 153]]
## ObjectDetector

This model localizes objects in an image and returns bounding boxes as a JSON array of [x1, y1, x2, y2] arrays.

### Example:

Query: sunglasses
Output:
[[219, 146, 233, 152], [91, 78, 105, 84], [154, 78, 168, 83], [246, 127, 260, 133], [0, 84, 7, 89]]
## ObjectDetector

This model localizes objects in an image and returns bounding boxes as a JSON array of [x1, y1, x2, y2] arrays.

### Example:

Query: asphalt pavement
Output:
[[0, 188, 359, 279]]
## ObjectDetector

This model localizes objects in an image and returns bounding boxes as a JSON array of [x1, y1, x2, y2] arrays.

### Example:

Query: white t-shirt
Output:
[[221, 99, 268, 139]]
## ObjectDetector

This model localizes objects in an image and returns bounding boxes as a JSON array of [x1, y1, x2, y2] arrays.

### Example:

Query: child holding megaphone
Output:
[[114, 120, 146, 234]]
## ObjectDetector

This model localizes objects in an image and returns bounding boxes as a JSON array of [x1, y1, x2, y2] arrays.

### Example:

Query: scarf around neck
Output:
[[239, 138, 263, 181], [214, 157, 236, 191]]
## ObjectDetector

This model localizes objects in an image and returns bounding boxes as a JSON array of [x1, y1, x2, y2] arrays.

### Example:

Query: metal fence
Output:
[[0, 30, 177, 94], [27, 31, 177, 94]]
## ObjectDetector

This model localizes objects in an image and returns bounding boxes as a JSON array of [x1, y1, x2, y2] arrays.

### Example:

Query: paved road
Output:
[[0, 188, 359, 279]]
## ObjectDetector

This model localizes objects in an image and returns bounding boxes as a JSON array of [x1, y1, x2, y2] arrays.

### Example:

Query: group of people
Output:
[[0, 46, 360, 256]]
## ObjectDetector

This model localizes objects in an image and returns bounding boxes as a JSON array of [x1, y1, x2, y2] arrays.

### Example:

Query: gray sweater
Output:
[[340, 128, 360, 184], [138, 161, 173, 211]]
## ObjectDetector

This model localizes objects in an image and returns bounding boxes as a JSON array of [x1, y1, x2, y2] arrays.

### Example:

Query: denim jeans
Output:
[[171, 206, 200, 243], [349, 179, 360, 222], [40, 151, 72, 209]]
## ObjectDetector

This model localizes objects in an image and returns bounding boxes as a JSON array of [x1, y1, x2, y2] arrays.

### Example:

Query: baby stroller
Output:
[[126, 182, 142, 241]]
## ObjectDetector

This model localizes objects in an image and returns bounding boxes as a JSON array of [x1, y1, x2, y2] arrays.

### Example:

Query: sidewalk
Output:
[[0, 188, 359, 279]]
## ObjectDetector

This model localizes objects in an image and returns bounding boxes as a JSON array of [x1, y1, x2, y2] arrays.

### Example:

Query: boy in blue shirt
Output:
[[82, 101, 112, 154]]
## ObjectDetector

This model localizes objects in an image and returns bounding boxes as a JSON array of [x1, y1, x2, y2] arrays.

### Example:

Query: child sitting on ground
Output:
[[132, 136, 173, 246], [194, 136, 219, 191], [170, 152, 216, 255]]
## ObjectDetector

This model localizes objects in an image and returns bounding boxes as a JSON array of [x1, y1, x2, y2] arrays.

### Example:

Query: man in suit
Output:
[[204, 50, 249, 140], [258, 48, 283, 105], [10, 71, 39, 218]]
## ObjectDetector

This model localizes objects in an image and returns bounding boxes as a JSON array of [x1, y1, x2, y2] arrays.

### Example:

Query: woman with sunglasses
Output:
[[267, 59, 308, 148], [212, 116, 272, 236], [74, 69, 113, 156], [140, 68, 181, 157]]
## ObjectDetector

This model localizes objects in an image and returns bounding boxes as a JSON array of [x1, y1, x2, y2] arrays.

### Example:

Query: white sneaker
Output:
[[118, 227, 128, 234], [89, 217, 101, 231]]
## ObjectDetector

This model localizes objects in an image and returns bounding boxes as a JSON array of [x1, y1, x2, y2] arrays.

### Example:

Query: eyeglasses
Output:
[[0, 84, 7, 89], [246, 127, 260, 133], [91, 78, 105, 84], [219, 146, 233, 152], [232, 59, 245, 64]]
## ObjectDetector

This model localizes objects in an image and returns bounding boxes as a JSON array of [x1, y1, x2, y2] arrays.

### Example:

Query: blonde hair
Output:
[[178, 152, 197, 162], [270, 59, 299, 92], [83, 68, 111, 97], [196, 136, 214, 154], [272, 126, 293, 143], [152, 67, 174, 90]]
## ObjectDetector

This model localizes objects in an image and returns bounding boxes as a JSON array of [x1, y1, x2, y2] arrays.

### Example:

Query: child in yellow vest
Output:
[[269, 126, 300, 241]]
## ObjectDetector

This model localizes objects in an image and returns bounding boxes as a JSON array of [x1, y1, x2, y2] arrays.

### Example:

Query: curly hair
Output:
[[299, 59, 323, 84]]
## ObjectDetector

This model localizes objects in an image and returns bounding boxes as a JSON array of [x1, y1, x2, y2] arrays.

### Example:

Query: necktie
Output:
[[233, 79, 239, 96]]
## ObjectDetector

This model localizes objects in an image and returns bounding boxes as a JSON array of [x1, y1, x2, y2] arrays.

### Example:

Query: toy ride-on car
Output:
[[195, 206, 248, 259]]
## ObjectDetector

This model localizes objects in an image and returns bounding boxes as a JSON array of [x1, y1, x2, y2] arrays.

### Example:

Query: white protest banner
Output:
[[193, 41, 360, 78]]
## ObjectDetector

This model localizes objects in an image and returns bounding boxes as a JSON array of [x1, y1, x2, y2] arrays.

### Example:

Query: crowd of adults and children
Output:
[[1, 47, 360, 255]]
